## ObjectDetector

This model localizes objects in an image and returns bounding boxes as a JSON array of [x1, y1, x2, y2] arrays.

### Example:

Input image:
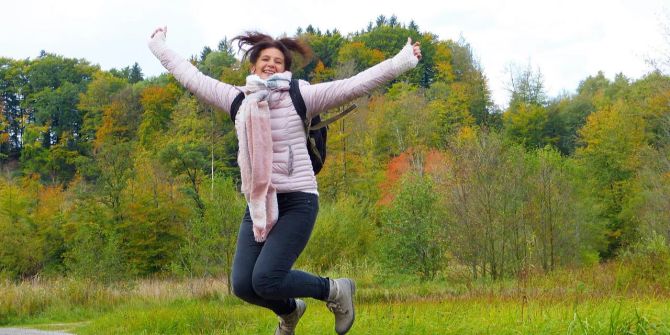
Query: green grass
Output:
[[70, 296, 670, 334], [3, 261, 670, 334]]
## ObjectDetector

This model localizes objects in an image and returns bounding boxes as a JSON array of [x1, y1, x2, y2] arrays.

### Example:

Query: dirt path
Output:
[[0, 329, 72, 335]]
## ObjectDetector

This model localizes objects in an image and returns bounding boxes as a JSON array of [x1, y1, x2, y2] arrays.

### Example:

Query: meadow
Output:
[[2, 261, 669, 334]]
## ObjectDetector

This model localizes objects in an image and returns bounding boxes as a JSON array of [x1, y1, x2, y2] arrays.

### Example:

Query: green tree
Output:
[[299, 195, 374, 272], [78, 71, 129, 144], [138, 83, 180, 146], [577, 101, 646, 257], [526, 147, 585, 271], [297, 29, 344, 81], [0, 177, 37, 279], [62, 177, 125, 282], [628, 71, 670, 148], [129, 62, 144, 83], [118, 152, 189, 276], [629, 145, 670, 242], [174, 175, 244, 292], [379, 173, 446, 280], [445, 130, 531, 279], [546, 94, 595, 155], [336, 41, 385, 73], [503, 64, 558, 149], [353, 20, 435, 87], [157, 97, 210, 216], [198, 39, 237, 78], [367, 82, 440, 160], [0, 58, 29, 159]]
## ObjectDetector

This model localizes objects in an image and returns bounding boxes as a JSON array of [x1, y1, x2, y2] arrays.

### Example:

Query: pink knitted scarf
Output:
[[235, 72, 292, 242]]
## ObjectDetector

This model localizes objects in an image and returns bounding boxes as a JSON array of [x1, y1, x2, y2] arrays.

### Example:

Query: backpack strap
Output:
[[289, 79, 308, 123], [309, 104, 357, 130], [229, 91, 246, 121]]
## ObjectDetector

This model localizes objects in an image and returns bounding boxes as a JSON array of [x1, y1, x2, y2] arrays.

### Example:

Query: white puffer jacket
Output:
[[148, 35, 418, 195]]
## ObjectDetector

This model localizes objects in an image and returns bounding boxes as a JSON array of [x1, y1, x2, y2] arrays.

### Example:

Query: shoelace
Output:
[[327, 301, 348, 314]]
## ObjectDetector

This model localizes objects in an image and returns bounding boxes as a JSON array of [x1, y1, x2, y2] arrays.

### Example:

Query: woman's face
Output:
[[252, 47, 286, 79]]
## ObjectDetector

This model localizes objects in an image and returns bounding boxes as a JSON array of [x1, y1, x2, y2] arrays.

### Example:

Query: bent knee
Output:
[[231, 276, 255, 300], [251, 272, 284, 299]]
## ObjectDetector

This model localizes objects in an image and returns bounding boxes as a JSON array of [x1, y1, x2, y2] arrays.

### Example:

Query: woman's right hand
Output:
[[150, 26, 167, 41]]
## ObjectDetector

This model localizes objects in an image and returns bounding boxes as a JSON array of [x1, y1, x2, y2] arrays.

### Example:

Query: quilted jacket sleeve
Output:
[[148, 31, 240, 113], [300, 41, 419, 118]]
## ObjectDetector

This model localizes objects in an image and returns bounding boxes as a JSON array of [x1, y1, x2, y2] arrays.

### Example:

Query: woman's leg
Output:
[[231, 207, 296, 315], [251, 192, 330, 303], [231, 193, 329, 315]]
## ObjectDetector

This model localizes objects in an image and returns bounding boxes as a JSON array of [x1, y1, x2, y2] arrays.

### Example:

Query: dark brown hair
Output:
[[232, 31, 312, 70]]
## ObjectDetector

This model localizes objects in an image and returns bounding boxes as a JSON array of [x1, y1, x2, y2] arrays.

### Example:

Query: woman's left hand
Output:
[[408, 37, 422, 60]]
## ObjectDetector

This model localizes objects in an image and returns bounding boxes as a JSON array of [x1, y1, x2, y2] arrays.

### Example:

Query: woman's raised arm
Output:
[[300, 38, 421, 118], [148, 26, 240, 114]]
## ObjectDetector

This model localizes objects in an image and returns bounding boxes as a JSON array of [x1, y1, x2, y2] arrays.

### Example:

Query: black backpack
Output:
[[229, 79, 355, 175]]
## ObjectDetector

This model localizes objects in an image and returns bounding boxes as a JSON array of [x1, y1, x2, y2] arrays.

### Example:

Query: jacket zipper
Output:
[[287, 144, 294, 176]]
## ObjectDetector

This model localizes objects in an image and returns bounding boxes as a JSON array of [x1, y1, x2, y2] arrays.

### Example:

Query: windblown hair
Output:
[[233, 31, 312, 70]]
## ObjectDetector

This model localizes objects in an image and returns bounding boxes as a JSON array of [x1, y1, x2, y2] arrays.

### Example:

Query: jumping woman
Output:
[[148, 26, 421, 335]]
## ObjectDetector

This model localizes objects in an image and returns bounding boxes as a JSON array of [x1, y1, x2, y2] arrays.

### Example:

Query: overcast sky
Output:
[[2, 0, 667, 107]]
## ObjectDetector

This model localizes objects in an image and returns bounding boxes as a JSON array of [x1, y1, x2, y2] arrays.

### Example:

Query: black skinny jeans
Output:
[[231, 192, 330, 315]]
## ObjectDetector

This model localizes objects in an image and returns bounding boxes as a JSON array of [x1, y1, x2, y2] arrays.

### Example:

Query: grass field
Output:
[[2, 262, 670, 334], [70, 295, 670, 334]]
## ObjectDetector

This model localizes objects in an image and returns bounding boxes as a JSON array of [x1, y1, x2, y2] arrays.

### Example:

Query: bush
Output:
[[617, 233, 670, 291], [298, 195, 375, 273]]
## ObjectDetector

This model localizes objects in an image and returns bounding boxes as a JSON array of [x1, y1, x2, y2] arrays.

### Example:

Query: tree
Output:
[[353, 20, 434, 87], [630, 145, 670, 243], [199, 50, 237, 78], [505, 62, 547, 107], [577, 101, 646, 257], [503, 63, 558, 149], [0, 58, 29, 159], [0, 105, 9, 162], [200, 46, 213, 63], [300, 195, 375, 272], [157, 97, 210, 216], [138, 83, 180, 146], [379, 173, 446, 280], [366, 82, 440, 159], [546, 94, 595, 155], [375, 15, 387, 27], [298, 30, 344, 81], [0, 177, 38, 279], [504, 103, 556, 149], [425, 82, 475, 141], [118, 152, 188, 276], [18, 54, 97, 183], [31, 182, 68, 275], [437, 39, 495, 128], [445, 130, 532, 279], [628, 71, 670, 148], [128, 62, 144, 83], [526, 147, 585, 271], [336, 41, 385, 74], [175, 175, 244, 290], [78, 71, 129, 144]]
